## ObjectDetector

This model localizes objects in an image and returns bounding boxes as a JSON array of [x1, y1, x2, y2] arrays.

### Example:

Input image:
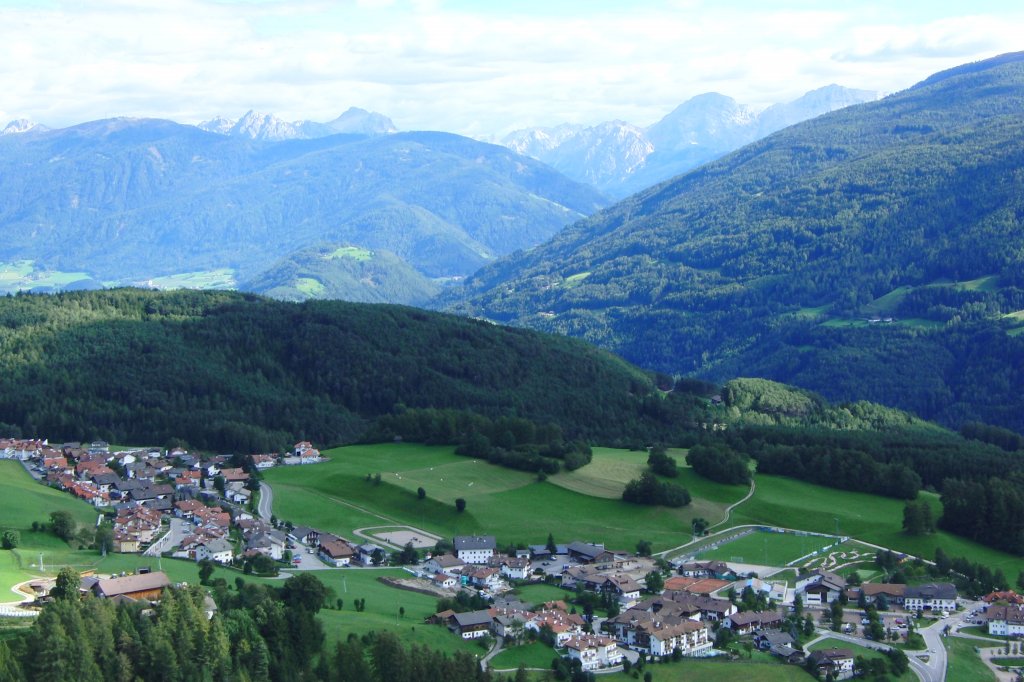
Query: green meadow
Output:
[[266, 444, 1021, 574], [264, 443, 729, 551], [945, 638, 998, 681]]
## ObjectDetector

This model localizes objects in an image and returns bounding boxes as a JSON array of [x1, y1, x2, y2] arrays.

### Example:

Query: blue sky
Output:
[[1, 0, 1022, 136]]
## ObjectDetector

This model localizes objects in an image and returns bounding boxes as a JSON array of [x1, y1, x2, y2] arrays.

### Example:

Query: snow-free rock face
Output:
[[500, 86, 878, 197], [324, 107, 397, 135]]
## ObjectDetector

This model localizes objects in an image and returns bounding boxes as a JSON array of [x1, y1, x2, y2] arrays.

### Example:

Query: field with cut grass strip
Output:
[[265, 444, 712, 550]]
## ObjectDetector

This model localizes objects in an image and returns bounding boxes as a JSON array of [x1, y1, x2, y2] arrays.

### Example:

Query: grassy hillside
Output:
[[264, 443, 736, 551], [445, 52, 1024, 433], [264, 444, 1022, 575], [241, 243, 441, 306], [0, 288, 663, 450]]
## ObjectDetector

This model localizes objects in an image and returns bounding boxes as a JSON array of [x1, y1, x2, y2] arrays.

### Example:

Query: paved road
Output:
[[258, 482, 273, 522], [809, 626, 943, 682]]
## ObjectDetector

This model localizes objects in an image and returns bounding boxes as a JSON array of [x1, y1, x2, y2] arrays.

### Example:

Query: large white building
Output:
[[453, 535, 496, 564], [903, 583, 958, 612], [564, 635, 623, 671], [986, 604, 1024, 636]]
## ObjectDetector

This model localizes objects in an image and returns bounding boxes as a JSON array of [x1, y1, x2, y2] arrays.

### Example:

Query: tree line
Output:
[[0, 571, 492, 682]]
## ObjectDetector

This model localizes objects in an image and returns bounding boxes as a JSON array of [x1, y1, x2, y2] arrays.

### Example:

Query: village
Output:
[[3, 436, 1023, 680]]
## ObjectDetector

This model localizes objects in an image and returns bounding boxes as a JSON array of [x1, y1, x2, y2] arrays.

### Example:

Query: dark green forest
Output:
[[444, 52, 1024, 434], [0, 288, 664, 451]]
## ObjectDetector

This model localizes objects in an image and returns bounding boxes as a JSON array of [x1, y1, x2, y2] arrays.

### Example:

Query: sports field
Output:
[[696, 530, 834, 566], [729, 474, 1022, 576]]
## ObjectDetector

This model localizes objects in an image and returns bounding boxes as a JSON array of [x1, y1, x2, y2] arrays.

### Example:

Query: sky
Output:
[[1, 0, 1022, 138]]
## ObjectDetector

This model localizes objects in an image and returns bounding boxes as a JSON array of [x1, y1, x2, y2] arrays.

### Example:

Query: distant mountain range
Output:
[[446, 52, 1024, 433], [197, 107, 397, 141], [501, 85, 878, 197], [0, 120, 604, 302]]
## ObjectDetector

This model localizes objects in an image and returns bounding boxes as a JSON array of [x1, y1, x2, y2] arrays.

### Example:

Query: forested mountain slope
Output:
[[445, 52, 1024, 432], [0, 289, 660, 450], [0, 121, 605, 300]]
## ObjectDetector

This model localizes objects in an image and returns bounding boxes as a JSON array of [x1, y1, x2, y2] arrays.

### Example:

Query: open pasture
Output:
[[547, 447, 648, 498], [265, 444, 722, 551]]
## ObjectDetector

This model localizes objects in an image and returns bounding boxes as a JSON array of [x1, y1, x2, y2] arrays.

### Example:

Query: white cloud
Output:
[[0, 0, 1021, 136]]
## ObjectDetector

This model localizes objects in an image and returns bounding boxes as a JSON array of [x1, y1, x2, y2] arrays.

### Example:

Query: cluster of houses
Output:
[[2, 436, 326, 567], [980, 591, 1024, 636], [288, 526, 387, 568], [423, 541, 971, 674]]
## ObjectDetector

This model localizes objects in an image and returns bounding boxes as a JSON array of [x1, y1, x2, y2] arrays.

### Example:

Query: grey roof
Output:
[[454, 535, 496, 551], [904, 582, 957, 600], [453, 610, 493, 627], [809, 648, 854, 665], [757, 631, 795, 646], [567, 541, 607, 559], [204, 538, 234, 554]]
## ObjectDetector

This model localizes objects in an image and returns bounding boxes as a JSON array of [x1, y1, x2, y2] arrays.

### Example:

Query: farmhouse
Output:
[[319, 538, 356, 567], [450, 610, 493, 639], [795, 569, 847, 606], [563, 634, 623, 671], [984, 604, 1024, 636], [423, 553, 465, 576], [527, 609, 586, 645], [847, 582, 906, 606], [808, 648, 855, 680], [93, 571, 171, 601], [195, 538, 234, 564], [983, 591, 1024, 605], [356, 543, 387, 566], [660, 591, 737, 621], [453, 535, 496, 564], [903, 583, 958, 612], [677, 560, 735, 580], [725, 610, 786, 634], [498, 556, 531, 580]]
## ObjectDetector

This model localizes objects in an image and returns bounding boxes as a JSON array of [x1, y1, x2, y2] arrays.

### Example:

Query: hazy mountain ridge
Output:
[[0, 119, 606, 302], [198, 106, 397, 141], [447, 52, 1024, 433], [502, 85, 878, 196]]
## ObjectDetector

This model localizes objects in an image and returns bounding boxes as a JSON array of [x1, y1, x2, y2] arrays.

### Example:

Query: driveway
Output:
[[258, 482, 273, 521], [145, 517, 189, 557]]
